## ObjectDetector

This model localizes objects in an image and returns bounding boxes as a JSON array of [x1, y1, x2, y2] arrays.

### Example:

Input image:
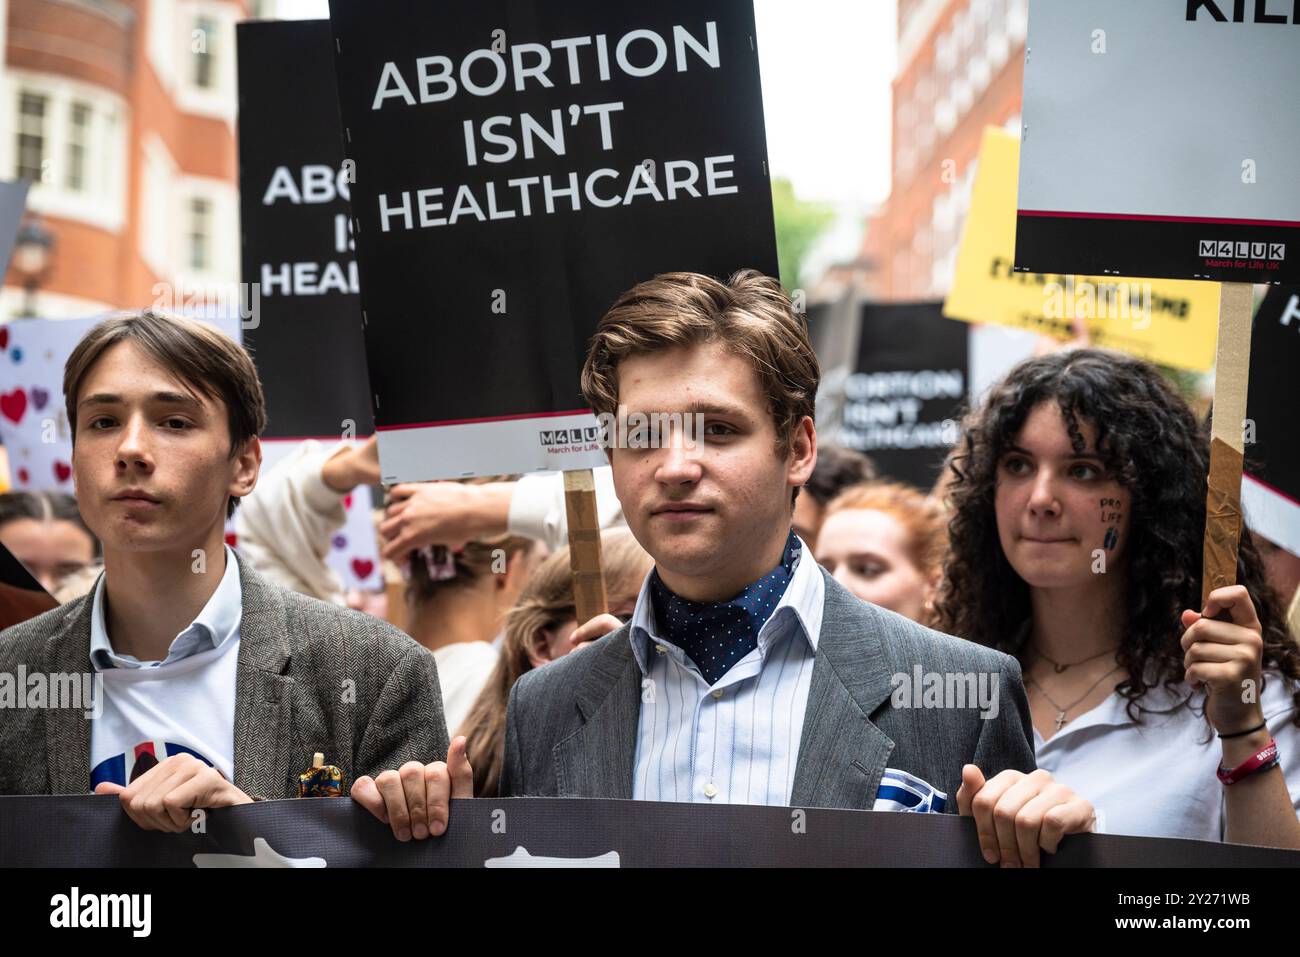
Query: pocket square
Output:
[[872, 767, 947, 813]]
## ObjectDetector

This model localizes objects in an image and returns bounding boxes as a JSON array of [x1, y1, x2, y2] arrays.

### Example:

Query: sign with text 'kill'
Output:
[[237, 20, 374, 440], [1016, 0, 1300, 285], [834, 303, 968, 491], [1243, 287, 1300, 557], [327, 0, 778, 481]]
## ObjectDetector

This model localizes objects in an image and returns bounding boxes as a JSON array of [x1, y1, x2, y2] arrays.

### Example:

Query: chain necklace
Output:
[[1027, 664, 1123, 731], [1031, 644, 1118, 674]]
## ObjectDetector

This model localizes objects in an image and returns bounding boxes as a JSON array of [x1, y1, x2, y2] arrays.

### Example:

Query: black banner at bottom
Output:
[[2, 795, 1296, 868]]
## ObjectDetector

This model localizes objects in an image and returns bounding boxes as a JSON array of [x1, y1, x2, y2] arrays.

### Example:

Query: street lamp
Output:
[[12, 213, 55, 318]]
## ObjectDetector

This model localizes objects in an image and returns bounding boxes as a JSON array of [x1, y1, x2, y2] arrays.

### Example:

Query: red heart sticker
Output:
[[53, 460, 72, 482], [16, 466, 30, 484], [0, 327, 9, 350], [351, 558, 375, 580], [0, 387, 27, 424], [343, 494, 354, 510]]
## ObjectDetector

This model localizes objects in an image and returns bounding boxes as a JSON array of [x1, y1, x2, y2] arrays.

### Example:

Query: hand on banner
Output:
[[321, 435, 382, 493], [379, 481, 513, 560], [1179, 585, 1266, 737], [956, 765, 1095, 867], [94, 754, 253, 832], [566, 613, 627, 653], [351, 736, 474, 840]]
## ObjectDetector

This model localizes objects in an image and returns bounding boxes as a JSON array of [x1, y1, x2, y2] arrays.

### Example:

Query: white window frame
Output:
[[0, 70, 128, 233], [175, 1, 238, 125]]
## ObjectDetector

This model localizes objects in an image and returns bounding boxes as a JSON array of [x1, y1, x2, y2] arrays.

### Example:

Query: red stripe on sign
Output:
[[375, 409, 593, 431], [1244, 472, 1300, 509], [1017, 210, 1300, 228]]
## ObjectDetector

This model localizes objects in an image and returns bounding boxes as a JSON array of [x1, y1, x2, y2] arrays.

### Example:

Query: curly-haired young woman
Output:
[[937, 349, 1300, 847]]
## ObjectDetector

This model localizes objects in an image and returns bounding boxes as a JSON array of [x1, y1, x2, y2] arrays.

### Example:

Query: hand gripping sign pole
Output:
[[1201, 283, 1255, 607], [563, 469, 609, 622]]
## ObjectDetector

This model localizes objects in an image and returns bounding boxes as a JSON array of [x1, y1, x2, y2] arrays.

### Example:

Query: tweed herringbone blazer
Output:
[[0, 553, 449, 799], [499, 568, 1037, 809]]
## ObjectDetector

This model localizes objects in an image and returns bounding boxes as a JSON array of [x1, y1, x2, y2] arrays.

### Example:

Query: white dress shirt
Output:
[[628, 537, 824, 805]]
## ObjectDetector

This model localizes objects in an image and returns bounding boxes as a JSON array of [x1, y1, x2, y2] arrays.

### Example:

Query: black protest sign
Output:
[[328, 0, 777, 481], [0, 541, 57, 632], [835, 303, 968, 490], [237, 19, 373, 440], [6, 795, 1296, 868], [1243, 286, 1300, 556]]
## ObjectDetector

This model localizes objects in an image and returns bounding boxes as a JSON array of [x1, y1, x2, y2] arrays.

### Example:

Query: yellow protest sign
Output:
[[944, 127, 1219, 372]]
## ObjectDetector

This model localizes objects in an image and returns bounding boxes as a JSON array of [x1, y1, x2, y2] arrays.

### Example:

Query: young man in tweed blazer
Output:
[[359, 271, 1098, 867], [0, 311, 464, 841]]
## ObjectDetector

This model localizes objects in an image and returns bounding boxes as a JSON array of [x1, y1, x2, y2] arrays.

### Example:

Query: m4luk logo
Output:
[[1199, 240, 1285, 260], [539, 426, 600, 449]]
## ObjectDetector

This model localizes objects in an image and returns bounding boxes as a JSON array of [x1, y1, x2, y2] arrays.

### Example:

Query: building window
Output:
[[193, 15, 217, 90], [66, 101, 92, 191], [16, 92, 48, 182], [189, 197, 212, 271]]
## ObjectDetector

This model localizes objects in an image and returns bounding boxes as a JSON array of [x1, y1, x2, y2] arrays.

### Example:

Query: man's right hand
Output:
[[351, 736, 474, 840]]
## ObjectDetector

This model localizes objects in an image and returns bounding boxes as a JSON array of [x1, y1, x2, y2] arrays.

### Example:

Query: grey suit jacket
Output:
[[499, 569, 1036, 809], [0, 553, 450, 799]]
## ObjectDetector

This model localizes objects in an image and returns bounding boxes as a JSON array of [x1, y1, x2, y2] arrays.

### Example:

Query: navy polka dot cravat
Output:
[[648, 530, 801, 685]]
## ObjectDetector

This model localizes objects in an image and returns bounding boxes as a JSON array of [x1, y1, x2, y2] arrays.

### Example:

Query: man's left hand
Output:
[[956, 765, 1095, 867]]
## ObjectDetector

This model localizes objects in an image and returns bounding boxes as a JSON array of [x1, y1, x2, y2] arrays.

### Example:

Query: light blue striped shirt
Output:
[[629, 537, 824, 805]]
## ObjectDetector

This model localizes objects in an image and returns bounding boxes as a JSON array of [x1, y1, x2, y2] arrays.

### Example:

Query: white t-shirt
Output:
[[88, 548, 242, 791], [433, 641, 500, 738], [1034, 672, 1300, 841]]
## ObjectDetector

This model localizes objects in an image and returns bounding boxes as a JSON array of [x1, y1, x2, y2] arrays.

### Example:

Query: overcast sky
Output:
[[273, 0, 897, 212]]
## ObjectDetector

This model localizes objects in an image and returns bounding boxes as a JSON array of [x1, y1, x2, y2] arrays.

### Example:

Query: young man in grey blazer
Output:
[[361, 270, 1095, 866], [0, 311, 464, 840]]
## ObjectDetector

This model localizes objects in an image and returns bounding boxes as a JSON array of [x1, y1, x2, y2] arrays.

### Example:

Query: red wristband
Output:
[[1217, 738, 1279, 785]]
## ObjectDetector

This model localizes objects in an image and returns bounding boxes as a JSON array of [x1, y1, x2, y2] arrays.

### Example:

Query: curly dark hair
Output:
[[935, 348, 1300, 728]]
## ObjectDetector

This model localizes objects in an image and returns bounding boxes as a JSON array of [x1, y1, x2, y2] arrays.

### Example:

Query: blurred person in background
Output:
[[937, 349, 1300, 847], [460, 529, 652, 796], [235, 436, 381, 605], [814, 481, 946, 627], [1251, 531, 1300, 641], [404, 534, 545, 735], [0, 491, 99, 598], [791, 443, 876, 550]]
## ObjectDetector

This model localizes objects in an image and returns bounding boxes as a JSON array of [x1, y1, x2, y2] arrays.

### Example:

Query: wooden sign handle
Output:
[[1201, 282, 1254, 607], [563, 468, 608, 622]]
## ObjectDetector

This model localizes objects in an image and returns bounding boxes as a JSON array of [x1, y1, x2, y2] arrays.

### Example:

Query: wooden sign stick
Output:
[[1201, 282, 1255, 607], [563, 468, 609, 622]]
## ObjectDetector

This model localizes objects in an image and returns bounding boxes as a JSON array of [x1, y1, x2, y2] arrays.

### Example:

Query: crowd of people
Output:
[[2, 268, 1298, 864]]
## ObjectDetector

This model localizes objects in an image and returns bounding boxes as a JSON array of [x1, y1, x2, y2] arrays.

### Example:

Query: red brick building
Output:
[[1, 0, 273, 318], [866, 0, 1029, 300]]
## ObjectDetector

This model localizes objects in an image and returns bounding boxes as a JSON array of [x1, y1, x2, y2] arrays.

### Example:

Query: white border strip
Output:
[[377, 413, 609, 483], [1243, 473, 1300, 558]]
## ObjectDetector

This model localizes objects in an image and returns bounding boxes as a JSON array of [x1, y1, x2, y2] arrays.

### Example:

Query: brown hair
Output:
[[823, 481, 948, 603], [460, 529, 652, 796], [63, 310, 267, 519], [580, 270, 819, 457]]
